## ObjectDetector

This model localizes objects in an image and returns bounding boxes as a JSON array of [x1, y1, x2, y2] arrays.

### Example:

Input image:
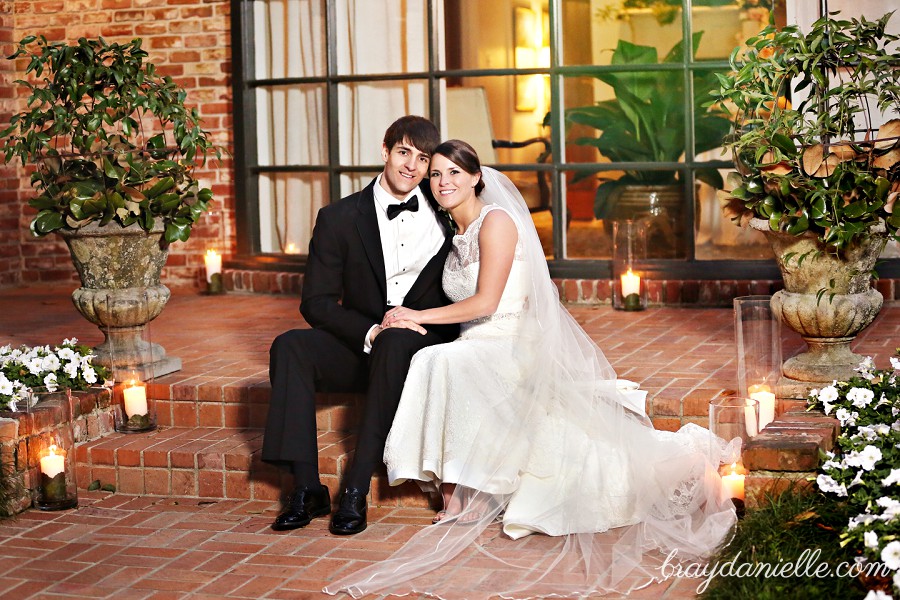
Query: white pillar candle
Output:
[[204, 249, 222, 283], [620, 269, 641, 297], [123, 382, 148, 417], [40, 445, 65, 479], [721, 462, 745, 501], [749, 384, 776, 430], [744, 399, 759, 437]]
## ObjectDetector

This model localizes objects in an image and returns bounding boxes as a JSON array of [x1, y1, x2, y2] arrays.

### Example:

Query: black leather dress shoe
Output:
[[271, 484, 331, 531], [329, 487, 368, 535]]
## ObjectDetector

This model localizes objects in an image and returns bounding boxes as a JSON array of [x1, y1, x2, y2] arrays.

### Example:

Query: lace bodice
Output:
[[443, 204, 530, 338]]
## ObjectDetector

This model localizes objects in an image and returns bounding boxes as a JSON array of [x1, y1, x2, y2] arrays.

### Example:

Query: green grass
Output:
[[699, 486, 873, 599]]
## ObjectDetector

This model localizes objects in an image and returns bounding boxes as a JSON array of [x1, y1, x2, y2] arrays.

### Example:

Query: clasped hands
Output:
[[370, 306, 426, 342]]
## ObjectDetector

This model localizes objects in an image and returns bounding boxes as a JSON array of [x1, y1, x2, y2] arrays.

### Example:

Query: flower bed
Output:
[[0, 340, 115, 516], [809, 351, 900, 596]]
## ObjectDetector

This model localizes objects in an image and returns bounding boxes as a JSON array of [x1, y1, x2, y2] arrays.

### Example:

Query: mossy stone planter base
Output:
[[60, 222, 181, 380]]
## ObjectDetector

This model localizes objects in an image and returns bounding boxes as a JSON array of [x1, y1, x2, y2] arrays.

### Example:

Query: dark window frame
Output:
[[229, 0, 899, 280]]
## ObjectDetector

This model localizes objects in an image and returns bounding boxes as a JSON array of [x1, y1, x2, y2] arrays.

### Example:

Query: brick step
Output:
[[75, 426, 436, 511], [147, 380, 360, 433]]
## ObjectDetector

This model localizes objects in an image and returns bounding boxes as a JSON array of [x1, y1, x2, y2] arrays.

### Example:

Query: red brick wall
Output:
[[0, 0, 234, 289]]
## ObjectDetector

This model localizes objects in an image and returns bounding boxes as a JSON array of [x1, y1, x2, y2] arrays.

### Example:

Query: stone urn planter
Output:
[[750, 218, 887, 387], [59, 221, 181, 380]]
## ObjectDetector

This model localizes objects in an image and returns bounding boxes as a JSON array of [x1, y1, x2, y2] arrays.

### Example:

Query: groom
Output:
[[262, 115, 458, 535]]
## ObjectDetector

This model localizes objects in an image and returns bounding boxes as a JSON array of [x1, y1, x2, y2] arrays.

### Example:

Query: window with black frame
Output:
[[234, 0, 892, 281]]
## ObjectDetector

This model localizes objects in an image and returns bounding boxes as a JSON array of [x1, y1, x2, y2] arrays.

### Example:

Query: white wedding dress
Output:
[[326, 169, 737, 599]]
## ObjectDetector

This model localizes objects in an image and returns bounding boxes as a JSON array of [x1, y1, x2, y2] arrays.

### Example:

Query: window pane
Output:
[[253, 0, 326, 78], [255, 85, 328, 166], [340, 171, 380, 197], [445, 1, 550, 71], [443, 77, 550, 166], [335, 0, 428, 75], [336, 81, 430, 166], [562, 74, 687, 166], [563, 170, 609, 259], [258, 172, 328, 254]]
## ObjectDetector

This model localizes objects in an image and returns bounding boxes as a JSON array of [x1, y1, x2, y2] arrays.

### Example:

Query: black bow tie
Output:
[[387, 197, 419, 220]]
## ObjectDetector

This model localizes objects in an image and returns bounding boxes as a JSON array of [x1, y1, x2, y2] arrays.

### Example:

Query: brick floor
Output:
[[1, 283, 898, 599]]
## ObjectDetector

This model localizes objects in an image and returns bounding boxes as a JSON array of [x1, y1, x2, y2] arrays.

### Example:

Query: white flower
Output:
[[874, 423, 891, 436], [864, 530, 879, 549], [877, 497, 900, 520], [57, 347, 76, 361], [817, 474, 848, 496], [62, 337, 77, 346], [863, 590, 892, 600], [848, 387, 875, 408], [41, 353, 60, 372], [82, 366, 97, 384], [42, 372, 58, 391], [835, 408, 858, 427], [0, 375, 12, 396], [818, 385, 839, 403], [882, 469, 900, 487], [891, 356, 900, 371], [881, 541, 900, 571], [25, 357, 44, 375], [845, 446, 883, 471], [63, 361, 79, 379], [849, 470, 865, 488], [856, 426, 878, 441]]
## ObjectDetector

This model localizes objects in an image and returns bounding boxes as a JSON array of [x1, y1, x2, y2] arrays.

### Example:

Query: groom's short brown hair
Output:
[[383, 115, 440, 157]]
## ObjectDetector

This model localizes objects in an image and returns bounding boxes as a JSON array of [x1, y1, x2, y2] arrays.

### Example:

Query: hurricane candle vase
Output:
[[113, 377, 156, 433], [709, 396, 757, 517], [34, 428, 78, 511], [734, 295, 782, 431], [612, 220, 648, 311]]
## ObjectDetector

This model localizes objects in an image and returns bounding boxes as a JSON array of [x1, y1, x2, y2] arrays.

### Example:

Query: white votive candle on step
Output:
[[749, 384, 776, 431], [123, 381, 148, 417]]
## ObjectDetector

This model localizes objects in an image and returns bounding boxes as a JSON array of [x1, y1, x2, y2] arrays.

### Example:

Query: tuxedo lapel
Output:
[[356, 180, 387, 303]]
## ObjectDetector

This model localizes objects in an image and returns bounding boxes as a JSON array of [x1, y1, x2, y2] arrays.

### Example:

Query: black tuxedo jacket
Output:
[[300, 178, 459, 351]]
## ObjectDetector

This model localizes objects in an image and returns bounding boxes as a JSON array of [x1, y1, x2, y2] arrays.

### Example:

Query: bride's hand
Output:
[[381, 319, 426, 335], [383, 306, 422, 326]]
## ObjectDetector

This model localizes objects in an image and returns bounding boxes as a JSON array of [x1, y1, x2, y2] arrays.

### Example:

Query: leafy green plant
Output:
[[700, 485, 871, 599], [712, 12, 900, 252], [0, 36, 220, 244], [563, 33, 732, 219]]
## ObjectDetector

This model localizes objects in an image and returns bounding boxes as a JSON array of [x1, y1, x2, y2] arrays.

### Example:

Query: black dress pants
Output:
[[261, 326, 444, 491]]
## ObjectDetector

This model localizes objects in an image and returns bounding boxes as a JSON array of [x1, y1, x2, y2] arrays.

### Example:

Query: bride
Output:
[[325, 140, 737, 598]]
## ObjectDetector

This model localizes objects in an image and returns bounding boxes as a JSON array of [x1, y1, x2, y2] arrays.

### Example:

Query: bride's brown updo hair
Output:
[[432, 139, 485, 196]]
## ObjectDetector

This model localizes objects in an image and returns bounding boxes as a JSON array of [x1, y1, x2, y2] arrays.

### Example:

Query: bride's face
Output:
[[429, 154, 480, 212]]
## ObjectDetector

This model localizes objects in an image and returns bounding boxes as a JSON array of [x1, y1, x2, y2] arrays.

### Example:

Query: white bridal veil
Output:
[[325, 167, 737, 599]]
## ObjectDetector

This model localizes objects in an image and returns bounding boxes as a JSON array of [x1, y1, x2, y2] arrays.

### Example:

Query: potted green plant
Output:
[[563, 33, 732, 234], [712, 12, 900, 386], [0, 36, 221, 379]]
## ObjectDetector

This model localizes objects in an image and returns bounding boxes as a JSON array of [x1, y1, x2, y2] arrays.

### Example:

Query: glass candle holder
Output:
[[709, 396, 760, 448], [114, 378, 157, 434], [734, 295, 782, 431], [612, 219, 648, 311], [30, 393, 78, 512]]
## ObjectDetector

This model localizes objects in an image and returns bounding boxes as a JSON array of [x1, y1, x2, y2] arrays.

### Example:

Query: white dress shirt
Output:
[[363, 174, 445, 352]]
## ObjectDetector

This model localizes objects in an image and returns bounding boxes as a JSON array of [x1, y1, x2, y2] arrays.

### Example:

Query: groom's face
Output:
[[380, 137, 431, 200]]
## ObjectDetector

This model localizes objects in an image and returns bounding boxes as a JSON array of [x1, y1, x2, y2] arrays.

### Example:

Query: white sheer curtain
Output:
[[254, 0, 446, 249], [335, 0, 434, 170], [254, 0, 327, 253]]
